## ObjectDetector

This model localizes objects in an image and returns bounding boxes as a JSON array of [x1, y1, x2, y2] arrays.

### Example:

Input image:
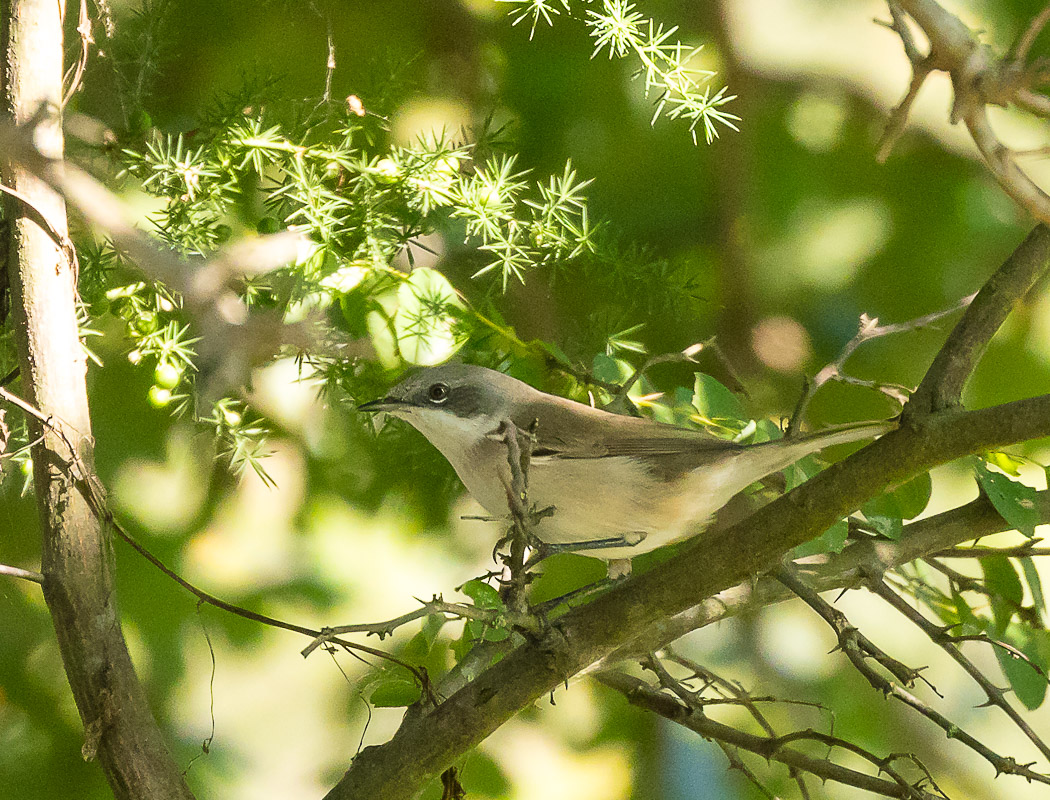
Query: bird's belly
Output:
[[525, 457, 712, 558], [452, 447, 745, 560]]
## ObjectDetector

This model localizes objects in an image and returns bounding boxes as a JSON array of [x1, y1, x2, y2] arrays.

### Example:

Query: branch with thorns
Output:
[[864, 569, 1050, 766], [597, 667, 947, 799], [779, 563, 1050, 786]]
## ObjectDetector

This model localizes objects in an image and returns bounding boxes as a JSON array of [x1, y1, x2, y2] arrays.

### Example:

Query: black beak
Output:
[[357, 397, 401, 412]]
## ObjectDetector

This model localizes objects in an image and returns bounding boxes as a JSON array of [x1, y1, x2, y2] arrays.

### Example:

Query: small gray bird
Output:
[[360, 363, 892, 577]]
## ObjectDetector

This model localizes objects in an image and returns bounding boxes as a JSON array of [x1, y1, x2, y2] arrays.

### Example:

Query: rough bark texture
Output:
[[1, 1, 193, 798]]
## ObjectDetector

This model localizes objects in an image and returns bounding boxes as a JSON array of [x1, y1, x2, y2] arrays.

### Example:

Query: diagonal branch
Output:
[[324, 392, 1050, 799], [603, 489, 1050, 665], [781, 567, 1050, 785], [906, 224, 1050, 417], [595, 671, 945, 800]]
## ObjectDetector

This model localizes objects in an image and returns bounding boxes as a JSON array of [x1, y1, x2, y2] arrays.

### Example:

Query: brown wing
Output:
[[514, 395, 743, 479]]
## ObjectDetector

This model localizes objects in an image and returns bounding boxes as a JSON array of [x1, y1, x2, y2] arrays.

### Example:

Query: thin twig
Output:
[[1011, 3, 1050, 65], [933, 544, 1050, 558], [877, 2, 940, 162], [62, 0, 93, 106], [781, 565, 1050, 785], [492, 418, 539, 619], [0, 563, 44, 584], [647, 654, 815, 798], [788, 296, 973, 435], [777, 565, 932, 689], [597, 671, 945, 799], [864, 573, 1050, 766], [0, 384, 430, 690]]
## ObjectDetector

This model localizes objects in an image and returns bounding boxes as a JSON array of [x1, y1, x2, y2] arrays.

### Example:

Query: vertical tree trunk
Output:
[[1, 1, 194, 797]]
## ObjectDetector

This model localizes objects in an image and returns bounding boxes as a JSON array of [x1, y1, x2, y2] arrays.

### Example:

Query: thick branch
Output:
[[1, 1, 192, 797], [606, 488, 1050, 663], [325, 394, 1050, 800]]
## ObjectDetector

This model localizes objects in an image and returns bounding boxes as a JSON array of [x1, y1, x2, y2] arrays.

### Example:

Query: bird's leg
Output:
[[523, 531, 647, 571]]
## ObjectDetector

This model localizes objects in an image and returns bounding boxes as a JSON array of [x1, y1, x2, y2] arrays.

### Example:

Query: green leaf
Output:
[[862, 493, 904, 540], [691, 373, 743, 422], [785, 454, 820, 492], [985, 450, 1025, 476], [792, 518, 849, 558], [370, 679, 422, 708], [974, 458, 1041, 538], [1021, 557, 1046, 617], [982, 556, 1023, 633], [460, 579, 505, 611], [890, 472, 932, 520], [402, 614, 446, 662], [591, 353, 623, 385], [951, 588, 984, 634], [393, 268, 468, 366], [994, 627, 1049, 710]]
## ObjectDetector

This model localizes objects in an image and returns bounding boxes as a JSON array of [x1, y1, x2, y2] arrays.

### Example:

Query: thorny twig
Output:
[[933, 542, 1050, 558], [781, 565, 1050, 786], [597, 670, 946, 799], [647, 653, 815, 798], [788, 294, 975, 435], [300, 598, 504, 658], [865, 571, 1050, 766], [493, 418, 538, 619]]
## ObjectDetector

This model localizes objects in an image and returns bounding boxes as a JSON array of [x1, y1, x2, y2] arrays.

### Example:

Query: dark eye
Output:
[[427, 382, 450, 404]]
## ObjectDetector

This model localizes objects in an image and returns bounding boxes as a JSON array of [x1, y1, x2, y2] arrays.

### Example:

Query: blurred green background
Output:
[[2, 0, 1050, 798]]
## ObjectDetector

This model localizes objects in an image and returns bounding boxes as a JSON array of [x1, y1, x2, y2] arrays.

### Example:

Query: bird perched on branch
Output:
[[360, 363, 892, 577]]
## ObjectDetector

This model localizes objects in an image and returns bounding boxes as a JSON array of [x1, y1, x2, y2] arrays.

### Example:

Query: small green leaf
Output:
[[985, 450, 1025, 477], [995, 627, 1049, 710], [785, 454, 820, 492], [792, 518, 849, 558], [890, 472, 932, 520], [402, 614, 446, 662], [591, 353, 623, 385], [461, 579, 505, 611], [1021, 557, 1046, 617], [370, 679, 422, 708], [974, 458, 1041, 538], [951, 588, 984, 634], [982, 556, 1023, 633], [692, 373, 743, 422], [862, 493, 904, 540]]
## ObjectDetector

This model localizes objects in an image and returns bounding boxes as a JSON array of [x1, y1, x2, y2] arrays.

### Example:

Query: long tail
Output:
[[726, 420, 895, 495]]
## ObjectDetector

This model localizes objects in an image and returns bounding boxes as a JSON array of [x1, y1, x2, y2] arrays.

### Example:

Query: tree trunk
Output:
[[1, 1, 193, 797]]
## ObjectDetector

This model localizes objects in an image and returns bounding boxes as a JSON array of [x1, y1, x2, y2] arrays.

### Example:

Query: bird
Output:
[[359, 363, 893, 577]]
